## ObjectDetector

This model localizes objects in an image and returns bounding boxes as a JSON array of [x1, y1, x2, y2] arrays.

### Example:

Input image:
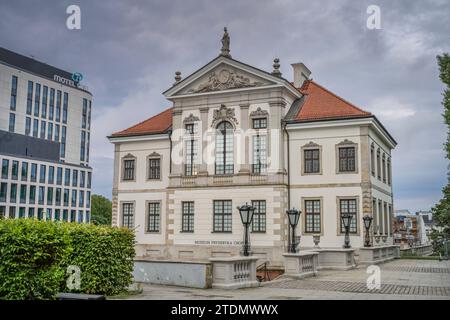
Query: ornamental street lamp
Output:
[[362, 215, 373, 247], [237, 203, 255, 256], [286, 208, 301, 253], [341, 213, 352, 248]]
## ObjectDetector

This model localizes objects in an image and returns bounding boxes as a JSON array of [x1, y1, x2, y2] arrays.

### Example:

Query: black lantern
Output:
[[286, 208, 301, 253], [362, 215, 373, 247], [341, 213, 352, 248], [237, 203, 255, 256]]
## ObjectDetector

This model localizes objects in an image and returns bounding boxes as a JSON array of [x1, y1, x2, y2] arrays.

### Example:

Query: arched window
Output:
[[215, 121, 234, 175]]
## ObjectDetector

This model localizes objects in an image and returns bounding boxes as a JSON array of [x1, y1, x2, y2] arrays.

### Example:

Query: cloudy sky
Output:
[[1, 0, 449, 212]]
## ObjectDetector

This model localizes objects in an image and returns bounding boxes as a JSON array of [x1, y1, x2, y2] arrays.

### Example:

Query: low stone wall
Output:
[[133, 259, 212, 289], [209, 256, 260, 289], [283, 252, 319, 279], [400, 245, 433, 257], [358, 245, 400, 265], [312, 248, 356, 270]]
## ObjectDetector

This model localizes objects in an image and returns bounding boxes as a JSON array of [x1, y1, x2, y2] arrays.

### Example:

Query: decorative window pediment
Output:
[[183, 114, 200, 124], [303, 141, 320, 149], [250, 107, 269, 118], [337, 139, 356, 146], [211, 104, 238, 128]]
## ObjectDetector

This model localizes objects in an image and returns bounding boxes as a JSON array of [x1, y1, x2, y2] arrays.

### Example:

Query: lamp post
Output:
[[341, 213, 352, 248], [362, 215, 373, 247], [237, 203, 255, 256], [286, 208, 301, 253]]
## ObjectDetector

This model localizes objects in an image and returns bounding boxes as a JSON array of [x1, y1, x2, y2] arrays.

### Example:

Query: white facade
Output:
[[0, 48, 93, 222], [109, 44, 396, 267]]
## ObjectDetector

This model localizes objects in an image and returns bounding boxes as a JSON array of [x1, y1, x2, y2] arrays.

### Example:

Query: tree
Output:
[[431, 54, 450, 253], [91, 194, 112, 226]]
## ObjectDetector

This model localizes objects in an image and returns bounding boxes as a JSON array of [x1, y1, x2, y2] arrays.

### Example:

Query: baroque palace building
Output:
[[108, 29, 396, 267]]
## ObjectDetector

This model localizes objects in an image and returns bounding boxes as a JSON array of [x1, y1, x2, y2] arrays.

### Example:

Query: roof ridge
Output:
[[112, 106, 173, 136], [308, 80, 371, 115]]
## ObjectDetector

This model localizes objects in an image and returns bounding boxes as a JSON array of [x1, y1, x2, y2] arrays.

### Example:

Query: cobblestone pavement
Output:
[[123, 259, 450, 300]]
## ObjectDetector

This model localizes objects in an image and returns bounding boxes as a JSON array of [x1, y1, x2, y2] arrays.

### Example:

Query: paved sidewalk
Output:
[[122, 259, 450, 300]]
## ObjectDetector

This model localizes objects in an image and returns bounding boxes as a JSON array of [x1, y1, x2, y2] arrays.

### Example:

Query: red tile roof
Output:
[[110, 107, 173, 137], [294, 80, 371, 121]]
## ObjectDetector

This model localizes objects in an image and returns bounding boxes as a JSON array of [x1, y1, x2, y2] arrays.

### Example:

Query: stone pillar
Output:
[[171, 108, 183, 176], [238, 103, 250, 174], [199, 107, 209, 175], [269, 101, 286, 174], [111, 143, 120, 226]]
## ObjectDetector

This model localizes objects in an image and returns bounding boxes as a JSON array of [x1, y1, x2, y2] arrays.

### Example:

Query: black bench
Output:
[[56, 293, 106, 300]]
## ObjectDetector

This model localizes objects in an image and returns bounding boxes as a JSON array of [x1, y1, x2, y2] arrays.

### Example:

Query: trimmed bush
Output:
[[0, 219, 135, 300]]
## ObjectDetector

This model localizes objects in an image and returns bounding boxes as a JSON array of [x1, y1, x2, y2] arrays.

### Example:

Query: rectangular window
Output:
[[10, 183, 17, 203], [122, 203, 134, 229], [339, 199, 357, 234], [26, 81, 33, 115], [63, 92, 68, 124], [147, 202, 160, 232], [55, 124, 60, 142], [39, 164, 46, 183], [78, 210, 83, 223], [55, 188, 62, 206], [49, 88, 55, 120], [60, 126, 66, 157], [19, 207, 26, 218], [48, 166, 54, 184], [28, 207, 35, 219], [25, 117, 31, 135], [387, 158, 392, 185], [11, 161, 19, 180], [184, 139, 198, 176], [40, 120, 46, 139], [70, 210, 76, 222], [87, 172, 92, 188], [33, 119, 39, 137], [371, 145, 375, 176], [56, 90, 61, 122], [1, 159, 9, 179], [10, 75, 18, 110], [38, 186, 45, 205], [63, 209, 68, 222], [86, 211, 90, 223], [252, 118, 267, 129], [0, 206, 5, 218], [251, 200, 266, 233], [29, 185, 36, 204], [338, 147, 356, 172], [377, 149, 381, 180], [54, 209, 60, 221], [86, 191, 91, 208], [47, 122, 53, 140], [42, 86, 48, 118], [181, 201, 194, 232], [305, 200, 321, 233], [382, 155, 386, 183], [46, 208, 52, 221], [34, 83, 41, 117], [82, 98, 87, 128], [47, 187, 53, 205], [304, 149, 320, 173], [37, 208, 44, 220], [30, 163, 37, 182], [79, 190, 84, 207], [21, 162, 28, 181], [252, 135, 267, 174], [383, 202, 388, 235], [88, 100, 92, 130], [123, 159, 135, 180], [9, 207, 16, 219], [213, 200, 232, 232], [9, 113, 15, 132], [63, 189, 69, 206], [72, 169, 78, 187], [57, 167, 63, 185], [80, 171, 85, 188], [0, 183, 7, 202], [80, 131, 86, 161], [148, 158, 161, 179], [20, 185, 27, 204], [71, 190, 77, 207], [64, 168, 70, 186]]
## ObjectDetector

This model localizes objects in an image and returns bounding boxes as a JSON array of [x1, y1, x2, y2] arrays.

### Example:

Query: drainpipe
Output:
[[283, 121, 291, 209], [168, 129, 173, 174]]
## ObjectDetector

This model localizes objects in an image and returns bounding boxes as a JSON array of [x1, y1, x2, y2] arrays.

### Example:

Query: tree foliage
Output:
[[91, 194, 112, 225]]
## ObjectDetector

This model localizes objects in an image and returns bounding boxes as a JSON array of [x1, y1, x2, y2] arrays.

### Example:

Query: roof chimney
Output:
[[291, 62, 311, 88]]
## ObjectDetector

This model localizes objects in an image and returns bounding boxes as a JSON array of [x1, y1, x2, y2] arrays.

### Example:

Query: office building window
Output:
[[215, 121, 234, 175], [39, 164, 46, 183], [33, 119, 39, 137], [213, 200, 232, 232], [148, 158, 161, 180], [47, 122, 53, 140], [10, 75, 18, 110], [56, 90, 61, 122], [60, 126, 66, 157], [72, 170, 78, 187], [25, 117, 31, 135], [40, 120, 46, 139], [87, 172, 92, 188], [63, 92, 68, 124], [339, 199, 357, 234], [55, 124, 60, 142], [54, 209, 60, 221], [80, 171, 85, 188], [42, 86, 48, 118], [63, 209, 68, 222], [49, 88, 55, 120], [70, 210, 76, 222], [79, 190, 84, 207], [338, 147, 356, 172], [9, 113, 15, 132], [251, 200, 266, 233], [10, 183, 17, 203], [71, 190, 77, 207], [30, 163, 37, 182], [55, 188, 62, 206], [28, 207, 35, 219], [11, 161, 19, 180], [20, 185, 27, 204], [38, 186, 45, 205], [305, 199, 321, 233], [147, 202, 160, 232], [37, 208, 44, 220], [21, 162, 28, 181], [80, 131, 86, 161], [19, 207, 26, 218], [26, 81, 33, 115], [47, 187, 53, 205], [86, 191, 91, 208], [64, 168, 70, 186], [0, 183, 7, 202], [29, 185, 36, 204], [9, 207, 16, 219], [252, 135, 267, 174], [86, 211, 90, 223], [181, 201, 194, 232], [34, 83, 41, 116], [122, 203, 134, 229], [82, 98, 87, 129], [1, 159, 8, 179], [46, 208, 52, 221], [0, 206, 5, 218], [63, 189, 69, 206], [57, 167, 63, 185]]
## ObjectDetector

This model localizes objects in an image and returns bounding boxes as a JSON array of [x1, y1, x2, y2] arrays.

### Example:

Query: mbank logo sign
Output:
[[72, 72, 83, 85]]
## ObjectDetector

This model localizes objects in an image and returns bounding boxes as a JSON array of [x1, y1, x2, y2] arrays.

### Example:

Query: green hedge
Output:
[[0, 219, 135, 300]]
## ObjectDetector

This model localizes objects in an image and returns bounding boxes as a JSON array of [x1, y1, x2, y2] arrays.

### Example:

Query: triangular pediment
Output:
[[163, 56, 299, 98]]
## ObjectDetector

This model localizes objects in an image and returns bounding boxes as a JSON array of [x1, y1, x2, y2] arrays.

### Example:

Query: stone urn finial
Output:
[[272, 58, 282, 77], [173, 71, 182, 86]]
